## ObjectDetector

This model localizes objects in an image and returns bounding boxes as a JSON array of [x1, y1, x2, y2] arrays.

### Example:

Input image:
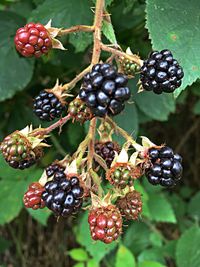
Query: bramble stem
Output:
[[91, 0, 104, 65], [87, 117, 97, 170], [62, 65, 92, 91], [32, 114, 71, 137], [100, 43, 143, 66], [59, 25, 94, 35]]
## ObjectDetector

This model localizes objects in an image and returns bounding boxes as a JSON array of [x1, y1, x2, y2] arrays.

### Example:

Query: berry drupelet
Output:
[[116, 191, 142, 220], [33, 90, 66, 121], [23, 182, 45, 209], [14, 22, 52, 57], [88, 205, 122, 244], [146, 146, 183, 187], [42, 175, 84, 217], [95, 141, 120, 167], [140, 49, 184, 94], [79, 63, 131, 117]]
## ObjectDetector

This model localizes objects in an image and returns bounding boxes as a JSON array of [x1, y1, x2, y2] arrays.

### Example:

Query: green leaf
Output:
[[68, 248, 88, 262], [0, 11, 34, 101], [176, 226, 200, 267], [102, 20, 117, 44], [187, 192, 200, 220], [113, 101, 138, 144], [149, 232, 162, 247], [134, 91, 175, 121], [69, 32, 93, 53], [29, 0, 93, 28], [138, 261, 166, 267], [147, 193, 176, 223], [115, 245, 136, 267], [76, 212, 117, 262], [0, 164, 42, 225], [73, 263, 84, 267], [134, 180, 150, 217], [146, 0, 200, 97], [27, 208, 51, 226], [138, 248, 165, 265], [193, 100, 200, 115], [123, 222, 151, 255], [87, 259, 99, 267]]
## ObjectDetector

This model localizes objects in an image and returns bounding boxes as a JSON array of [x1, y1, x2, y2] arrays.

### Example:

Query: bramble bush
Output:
[[0, 0, 200, 267]]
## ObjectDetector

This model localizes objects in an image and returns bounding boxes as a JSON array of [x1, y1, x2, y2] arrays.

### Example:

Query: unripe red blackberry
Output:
[[68, 98, 93, 123], [0, 131, 43, 169], [23, 182, 45, 209], [106, 163, 142, 189], [95, 141, 120, 167], [33, 89, 66, 121], [140, 49, 184, 94], [42, 175, 84, 217], [14, 22, 52, 57], [79, 63, 131, 117], [116, 191, 142, 220], [88, 204, 122, 244], [146, 146, 183, 187]]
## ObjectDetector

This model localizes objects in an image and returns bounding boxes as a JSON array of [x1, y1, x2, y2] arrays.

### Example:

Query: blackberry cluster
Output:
[[88, 205, 122, 244], [23, 182, 45, 210], [42, 174, 84, 217], [140, 49, 184, 94], [107, 163, 142, 189], [119, 57, 140, 76], [68, 98, 93, 123], [46, 163, 65, 178], [79, 63, 131, 117], [14, 22, 52, 58], [95, 141, 120, 167], [116, 191, 142, 220], [33, 90, 66, 121], [146, 146, 183, 187], [0, 132, 43, 170]]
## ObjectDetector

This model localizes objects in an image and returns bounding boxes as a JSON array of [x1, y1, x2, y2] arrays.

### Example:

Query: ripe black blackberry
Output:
[[146, 146, 183, 187], [140, 49, 184, 94], [79, 63, 131, 117], [45, 163, 65, 178], [33, 90, 66, 121], [95, 141, 120, 167], [42, 175, 84, 217]]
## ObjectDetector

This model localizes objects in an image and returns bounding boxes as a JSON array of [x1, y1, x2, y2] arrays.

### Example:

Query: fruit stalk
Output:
[[87, 0, 105, 175], [59, 25, 94, 35], [100, 43, 143, 67]]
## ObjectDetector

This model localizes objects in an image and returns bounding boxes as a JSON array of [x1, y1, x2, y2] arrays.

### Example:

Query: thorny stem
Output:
[[59, 25, 94, 35], [32, 114, 71, 137], [62, 65, 92, 91], [101, 43, 143, 66], [86, 0, 105, 194], [105, 116, 137, 145]]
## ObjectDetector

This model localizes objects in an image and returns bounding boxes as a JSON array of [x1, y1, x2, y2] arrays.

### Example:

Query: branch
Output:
[[59, 25, 94, 35], [32, 114, 71, 137], [91, 0, 104, 64], [62, 65, 92, 91], [101, 43, 143, 66]]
